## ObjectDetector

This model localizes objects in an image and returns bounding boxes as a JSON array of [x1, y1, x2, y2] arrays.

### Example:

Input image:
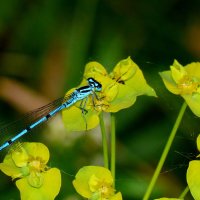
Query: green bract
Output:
[[155, 198, 182, 200], [187, 134, 200, 200], [197, 134, 200, 154], [160, 60, 200, 117], [73, 166, 122, 200], [0, 142, 61, 200], [62, 57, 156, 131]]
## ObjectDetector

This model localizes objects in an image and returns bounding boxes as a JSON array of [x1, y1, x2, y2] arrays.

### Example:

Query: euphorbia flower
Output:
[[155, 198, 182, 200], [62, 57, 156, 131], [73, 166, 122, 200], [186, 134, 200, 200], [0, 142, 61, 200], [160, 60, 200, 116]]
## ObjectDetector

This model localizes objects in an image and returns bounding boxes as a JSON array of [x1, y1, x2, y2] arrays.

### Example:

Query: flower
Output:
[[62, 57, 156, 131], [154, 198, 182, 200], [73, 166, 122, 200], [186, 134, 200, 200], [160, 60, 200, 116], [0, 142, 61, 200]]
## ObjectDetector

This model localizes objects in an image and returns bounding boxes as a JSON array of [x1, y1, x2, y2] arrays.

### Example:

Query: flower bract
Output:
[[187, 134, 200, 200], [0, 142, 61, 200], [160, 60, 200, 117], [62, 57, 156, 131], [155, 198, 182, 200], [73, 166, 122, 200], [155, 197, 183, 200]]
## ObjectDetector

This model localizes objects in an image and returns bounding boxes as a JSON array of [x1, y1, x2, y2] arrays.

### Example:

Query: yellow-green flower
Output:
[[0, 142, 61, 200], [197, 134, 200, 154], [73, 166, 122, 200], [186, 134, 200, 200], [62, 57, 156, 131], [154, 198, 182, 200], [160, 60, 200, 116]]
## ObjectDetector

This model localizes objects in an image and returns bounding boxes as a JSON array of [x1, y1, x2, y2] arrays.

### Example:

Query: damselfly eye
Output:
[[95, 83, 102, 91], [87, 77, 95, 85], [87, 77, 102, 91]]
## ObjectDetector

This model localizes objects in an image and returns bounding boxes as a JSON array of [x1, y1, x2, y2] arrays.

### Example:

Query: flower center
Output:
[[89, 175, 115, 199], [28, 157, 46, 172], [27, 157, 47, 188], [99, 183, 114, 198], [177, 75, 199, 95]]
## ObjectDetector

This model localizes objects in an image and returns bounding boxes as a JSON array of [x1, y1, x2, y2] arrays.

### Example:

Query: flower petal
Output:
[[197, 134, 200, 152], [110, 192, 123, 200], [73, 166, 113, 198], [62, 104, 100, 131], [182, 93, 200, 117], [104, 83, 137, 112], [16, 168, 61, 200], [187, 160, 200, 200], [0, 162, 23, 179], [28, 171, 44, 188], [111, 57, 156, 97], [155, 198, 182, 200], [84, 61, 108, 78], [170, 60, 186, 84], [0, 147, 26, 179], [110, 56, 137, 82], [160, 60, 200, 117], [11, 145, 29, 167], [185, 62, 200, 78], [62, 88, 100, 131], [63, 57, 156, 126], [84, 57, 156, 112], [159, 71, 180, 94], [23, 142, 50, 164]]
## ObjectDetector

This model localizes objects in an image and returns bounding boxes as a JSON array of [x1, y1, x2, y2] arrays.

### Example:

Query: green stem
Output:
[[111, 113, 116, 188], [143, 102, 187, 200], [179, 186, 189, 199], [99, 112, 109, 169]]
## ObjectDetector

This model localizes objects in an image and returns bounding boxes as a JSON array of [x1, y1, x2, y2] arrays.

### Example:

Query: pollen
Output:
[[99, 183, 115, 198], [89, 175, 114, 199], [28, 157, 46, 172], [177, 75, 199, 95]]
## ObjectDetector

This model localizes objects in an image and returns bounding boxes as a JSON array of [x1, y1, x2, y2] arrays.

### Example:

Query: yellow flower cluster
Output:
[[160, 60, 200, 116], [187, 134, 200, 200], [73, 166, 122, 200], [62, 57, 156, 131], [0, 142, 61, 200]]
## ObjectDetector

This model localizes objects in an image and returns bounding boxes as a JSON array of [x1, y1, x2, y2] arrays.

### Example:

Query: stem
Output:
[[143, 102, 187, 200], [99, 112, 109, 169], [179, 186, 189, 199], [111, 113, 116, 188]]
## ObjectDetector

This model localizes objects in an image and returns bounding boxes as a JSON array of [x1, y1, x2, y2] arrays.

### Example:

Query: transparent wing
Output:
[[0, 93, 73, 145]]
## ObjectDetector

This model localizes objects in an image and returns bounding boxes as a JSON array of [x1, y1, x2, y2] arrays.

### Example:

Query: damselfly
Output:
[[0, 77, 102, 151]]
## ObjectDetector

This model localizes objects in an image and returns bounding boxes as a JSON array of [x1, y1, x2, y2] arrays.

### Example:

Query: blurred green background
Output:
[[0, 0, 200, 199]]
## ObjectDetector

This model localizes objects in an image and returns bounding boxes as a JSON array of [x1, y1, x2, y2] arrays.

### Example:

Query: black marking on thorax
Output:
[[77, 86, 91, 93]]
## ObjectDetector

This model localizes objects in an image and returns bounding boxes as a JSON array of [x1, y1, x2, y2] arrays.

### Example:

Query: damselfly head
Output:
[[87, 77, 102, 92]]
